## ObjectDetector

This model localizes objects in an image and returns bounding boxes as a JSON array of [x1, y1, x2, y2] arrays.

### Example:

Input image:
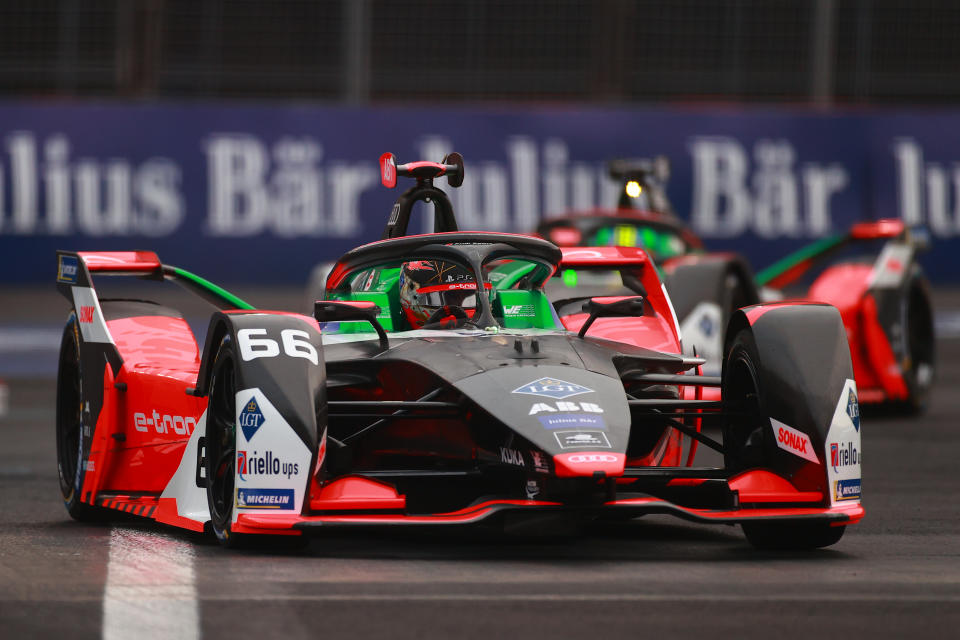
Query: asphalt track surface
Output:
[[2, 288, 959, 640]]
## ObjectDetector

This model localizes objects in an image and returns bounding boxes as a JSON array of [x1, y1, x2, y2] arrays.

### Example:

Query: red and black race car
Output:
[[55, 153, 863, 550], [537, 158, 934, 411]]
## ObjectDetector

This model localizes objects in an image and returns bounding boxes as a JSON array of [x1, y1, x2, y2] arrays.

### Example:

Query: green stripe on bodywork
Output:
[[754, 234, 847, 286], [172, 267, 255, 310]]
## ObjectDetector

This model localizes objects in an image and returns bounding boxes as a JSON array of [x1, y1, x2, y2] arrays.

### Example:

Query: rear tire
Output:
[[901, 282, 935, 414], [742, 521, 845, 550], [55, 316, 105, 521]]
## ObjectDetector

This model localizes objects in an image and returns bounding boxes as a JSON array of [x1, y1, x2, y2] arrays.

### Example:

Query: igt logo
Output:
[[847, 389, 860, 432], [239, 396, 265, 441]]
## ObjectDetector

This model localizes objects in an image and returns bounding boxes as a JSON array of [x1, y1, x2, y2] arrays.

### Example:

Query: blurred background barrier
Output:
[[0, 103, 958, 283], [1, 0, 959, 285], [4, 0, 960, 105]]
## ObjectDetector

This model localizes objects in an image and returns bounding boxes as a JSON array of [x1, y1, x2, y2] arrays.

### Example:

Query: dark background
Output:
[[3, 0, 959, 105]]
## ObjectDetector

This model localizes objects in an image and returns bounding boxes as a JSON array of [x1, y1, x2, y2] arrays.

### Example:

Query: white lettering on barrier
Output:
[[689, 136, 848, 239], [1, 132, 183, 236]]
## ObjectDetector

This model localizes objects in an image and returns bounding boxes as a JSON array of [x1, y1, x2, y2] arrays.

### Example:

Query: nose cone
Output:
[[553, 452, 625, 478]]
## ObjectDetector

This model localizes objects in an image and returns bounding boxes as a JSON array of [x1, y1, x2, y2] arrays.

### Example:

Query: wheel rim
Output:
[[207, 350, 237, 530], [55, 322, 83, 500]]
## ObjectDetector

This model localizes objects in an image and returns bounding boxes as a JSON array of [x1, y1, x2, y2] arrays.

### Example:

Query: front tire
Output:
[[742, 521, 845, 550], [205, 336, 245, 547], [721, 329, 773, 472]]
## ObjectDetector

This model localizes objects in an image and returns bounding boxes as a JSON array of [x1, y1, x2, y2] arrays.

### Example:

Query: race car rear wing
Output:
[[56, 250, 254, 311], [754, 219, 929, 289]]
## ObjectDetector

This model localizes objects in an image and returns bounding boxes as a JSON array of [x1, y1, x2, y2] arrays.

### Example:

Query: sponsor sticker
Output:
[[236, 488, 295, 509], [770, 418, 819, 463], [847, 388, 860, 432], [525, 480, 541, 500], [237, 450, 301, 481], [537, 413, 607, 430], [239, 396, 266, 442], [529, 401, 603, 415], [830, 441, 861, 473], [58, 255, 79, 283], [504, 304, 536, 317], [499, 446, 525, 467], [553, 430, 611, 450], [835, 478, 862, 501], [134, 410, 197, 435], [567, 453, 618, 464], [825, 378, 862, 505], [530, 451, 550, 474], [512, 377, 593, 400]]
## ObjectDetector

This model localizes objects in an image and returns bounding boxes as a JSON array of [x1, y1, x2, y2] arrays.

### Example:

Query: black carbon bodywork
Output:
[[195, 312, 327, 454], [322, 332, 692, 461]]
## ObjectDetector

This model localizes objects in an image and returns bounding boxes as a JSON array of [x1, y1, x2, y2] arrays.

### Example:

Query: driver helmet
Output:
[[399, 260, 481, 329]]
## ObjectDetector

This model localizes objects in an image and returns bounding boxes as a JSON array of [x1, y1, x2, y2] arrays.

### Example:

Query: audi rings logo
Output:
[[568, 454, 618, 464]]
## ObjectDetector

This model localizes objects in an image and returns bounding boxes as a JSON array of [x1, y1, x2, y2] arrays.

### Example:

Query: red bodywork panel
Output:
[[805, 264, 907, 402], [78, 251, 162, 273], [729, 469, 824, 504], [311, 476, 407, 511], [849, 219, 905, 240], [558, 246, 682, 350], [93, 315, 205, 495]]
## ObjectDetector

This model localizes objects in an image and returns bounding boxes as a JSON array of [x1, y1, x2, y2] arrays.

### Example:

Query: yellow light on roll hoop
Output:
[[625, 181, 642, 198]]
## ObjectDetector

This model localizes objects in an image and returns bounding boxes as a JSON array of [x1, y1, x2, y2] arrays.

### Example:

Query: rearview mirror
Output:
[[578, 296, 645, 338], [314, 300, 389, 349]]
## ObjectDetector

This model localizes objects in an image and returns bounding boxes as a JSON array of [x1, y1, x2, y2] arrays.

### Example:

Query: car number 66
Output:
[[237, 328, 319, 365]]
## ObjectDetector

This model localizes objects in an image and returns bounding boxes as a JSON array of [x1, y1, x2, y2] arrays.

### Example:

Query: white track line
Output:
[[102, 528, 199, 640]]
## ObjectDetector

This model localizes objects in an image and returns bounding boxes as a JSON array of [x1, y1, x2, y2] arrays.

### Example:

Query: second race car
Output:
[[537, 157, 934, 410]]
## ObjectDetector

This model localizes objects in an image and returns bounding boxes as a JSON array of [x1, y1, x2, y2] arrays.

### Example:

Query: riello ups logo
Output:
[[237, 450, 300, 480], [830, 441, 861, 472]]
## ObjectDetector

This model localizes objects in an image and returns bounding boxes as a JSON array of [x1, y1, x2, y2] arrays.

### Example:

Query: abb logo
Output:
[[78, 306, 95, 323], [568, 454, 618, 464]]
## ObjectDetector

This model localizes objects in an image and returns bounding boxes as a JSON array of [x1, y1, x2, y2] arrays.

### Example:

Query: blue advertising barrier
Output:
[[0, 102, 957, 284]]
